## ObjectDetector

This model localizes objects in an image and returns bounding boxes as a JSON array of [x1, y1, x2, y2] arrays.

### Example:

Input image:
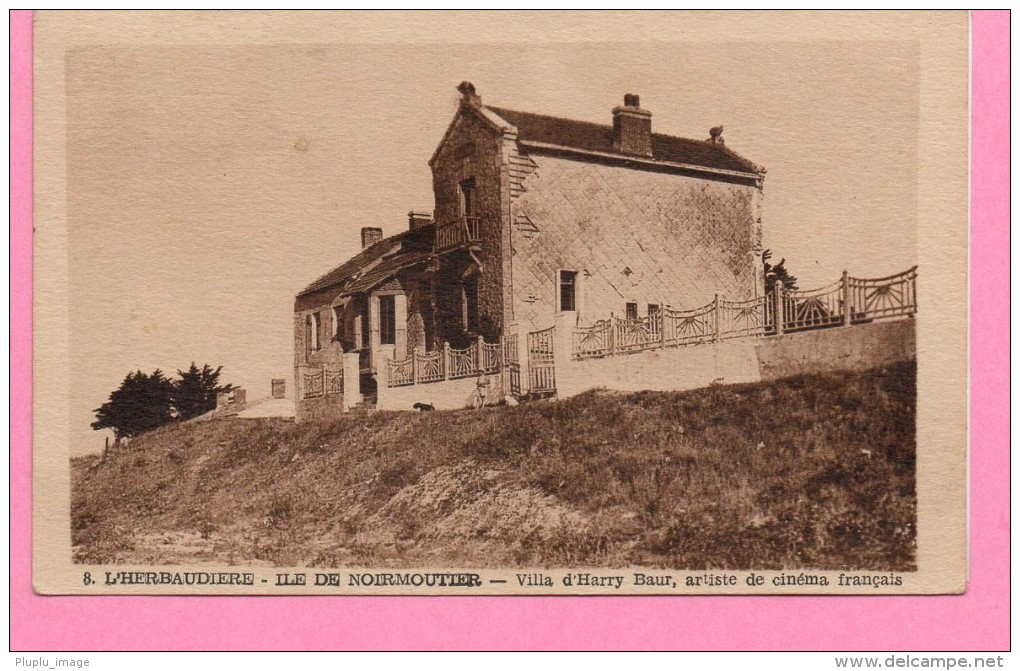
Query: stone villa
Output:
[[294, 82, 769, 419]]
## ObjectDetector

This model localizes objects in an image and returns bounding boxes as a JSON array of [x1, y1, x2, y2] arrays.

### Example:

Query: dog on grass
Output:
[[413, 402, 435, 412]]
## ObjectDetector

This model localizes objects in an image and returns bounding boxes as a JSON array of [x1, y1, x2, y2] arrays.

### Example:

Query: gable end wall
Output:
[[511, 152, 763, 332]]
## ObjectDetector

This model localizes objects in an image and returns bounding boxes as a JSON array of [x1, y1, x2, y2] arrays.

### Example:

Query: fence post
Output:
[[610, 313, 617, 356], [442, 342, 450, 380], [713, 293, 721, 342], [411, 346, 419, 384], [477, 335, 485, 373], [773, 281, 784, 335], [498, 334, 507, 397], [841, 269, 851, 326], [341, 352, 361, 411], [659, 301, 667, 349]]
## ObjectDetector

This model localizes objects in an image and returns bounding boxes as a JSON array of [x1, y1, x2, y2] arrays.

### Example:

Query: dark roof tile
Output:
[[297, 235, 404, 297], [486, 106, 761, 174], [343, 250, 432, 295]]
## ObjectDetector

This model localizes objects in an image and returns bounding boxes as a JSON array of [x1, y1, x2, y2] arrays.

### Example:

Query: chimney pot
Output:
[[360, 227, 384, 249], [457, 81, 481, 106]]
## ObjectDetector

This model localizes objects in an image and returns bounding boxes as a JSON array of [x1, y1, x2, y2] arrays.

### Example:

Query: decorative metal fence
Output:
[[781, 280, 844, 333], [325, 369, 344, 396], [435, 216, 481, 251], [386, 357, 414, 387], [303, 370, 324, 398], [416, 349, 445, 383], [447, 344, 477, 379], [572, 266, 918, 360], [302, 367, 343, 399], [849, 267, 917, 323], [615, 315, 660, 353], [719, 296, 767, 340], [573, 319, 613, 359], [384, 335, 509, 388], [503, 333, 522, 396], [481, 341, 503, 374], [527, 326, 556, 393], [664, 302, 717, 347]]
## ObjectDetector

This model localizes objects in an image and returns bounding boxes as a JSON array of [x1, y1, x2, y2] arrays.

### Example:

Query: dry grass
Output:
[[72, 361, 916, 570]]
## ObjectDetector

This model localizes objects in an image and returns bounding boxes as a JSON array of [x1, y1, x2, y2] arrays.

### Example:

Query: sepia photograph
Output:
[[32, 11, 968, 595]]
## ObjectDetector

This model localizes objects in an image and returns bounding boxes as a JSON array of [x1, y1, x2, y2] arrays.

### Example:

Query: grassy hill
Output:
[[72, 361, 916, 571]]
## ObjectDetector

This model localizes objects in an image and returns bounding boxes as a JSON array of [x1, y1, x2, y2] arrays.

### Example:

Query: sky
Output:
[[65, 39, 920, 455]]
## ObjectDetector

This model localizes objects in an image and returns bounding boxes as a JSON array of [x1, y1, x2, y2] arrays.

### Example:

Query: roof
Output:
[[343, 249, 432, 295], [296, 225, 435, 299], [486, 106, 761, 175], [297, 234, 405, 297]]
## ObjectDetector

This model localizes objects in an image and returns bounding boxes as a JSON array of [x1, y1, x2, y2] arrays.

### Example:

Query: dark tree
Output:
[[91, 369, 176, 441], [762, 249, 799, 293], [172, 362, 235, 421]]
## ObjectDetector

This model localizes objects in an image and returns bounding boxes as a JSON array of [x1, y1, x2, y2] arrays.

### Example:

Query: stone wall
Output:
[[551, 318, 916, 401], [430, 105, 511, 341], [754, 318, 916, 381], [510, 153, 763, 334], [557, 339, 761, 398], [376, 371, 506, 412], [296, 392, 345, 422]]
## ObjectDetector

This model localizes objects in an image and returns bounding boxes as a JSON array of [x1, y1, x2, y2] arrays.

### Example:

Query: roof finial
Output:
[[708, 125, 725, 144], [457, 81, 481, 106]]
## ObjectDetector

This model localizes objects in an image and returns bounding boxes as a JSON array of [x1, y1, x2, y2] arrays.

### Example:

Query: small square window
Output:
[[625, 302, 638, 321]]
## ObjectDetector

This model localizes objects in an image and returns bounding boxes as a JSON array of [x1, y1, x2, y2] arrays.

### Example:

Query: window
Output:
[[379, 295, 396, 346], [625, 302, 638, 321], [460, 178, 475, 219], [462, 278, 479, 332], [647, 303, 660, 316], [332, 305, 344, 340], [307, 312, 321, 353], [559, 271, 577, 312], [353, 314, 365, 350]]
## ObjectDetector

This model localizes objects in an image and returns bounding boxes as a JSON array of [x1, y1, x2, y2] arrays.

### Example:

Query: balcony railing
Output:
[[435, 216, 481, 251]]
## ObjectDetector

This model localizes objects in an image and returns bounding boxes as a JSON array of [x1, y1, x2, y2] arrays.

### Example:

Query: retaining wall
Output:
[[556, 317, 915, 399], [557, 339, 761, 398], [376, 372, 506, 412], [296, 393, 345, 422], [754, 318, 916, 381]]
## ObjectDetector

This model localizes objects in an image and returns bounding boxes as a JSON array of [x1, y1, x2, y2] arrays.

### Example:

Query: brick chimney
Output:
[[271, 379, 286, 399], [612, 93, 653, 158], [408, 211, 433, 231], [360, 227, 383, 249]]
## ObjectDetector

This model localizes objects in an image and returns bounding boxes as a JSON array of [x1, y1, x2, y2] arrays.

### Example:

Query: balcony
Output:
[[435, 216, 480, 252]]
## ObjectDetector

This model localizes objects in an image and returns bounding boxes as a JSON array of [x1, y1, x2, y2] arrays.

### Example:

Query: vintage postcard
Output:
[[33, 10, 968, 595]]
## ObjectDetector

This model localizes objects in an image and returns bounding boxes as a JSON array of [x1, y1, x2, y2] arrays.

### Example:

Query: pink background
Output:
[[10, 11, 1009, 651]]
